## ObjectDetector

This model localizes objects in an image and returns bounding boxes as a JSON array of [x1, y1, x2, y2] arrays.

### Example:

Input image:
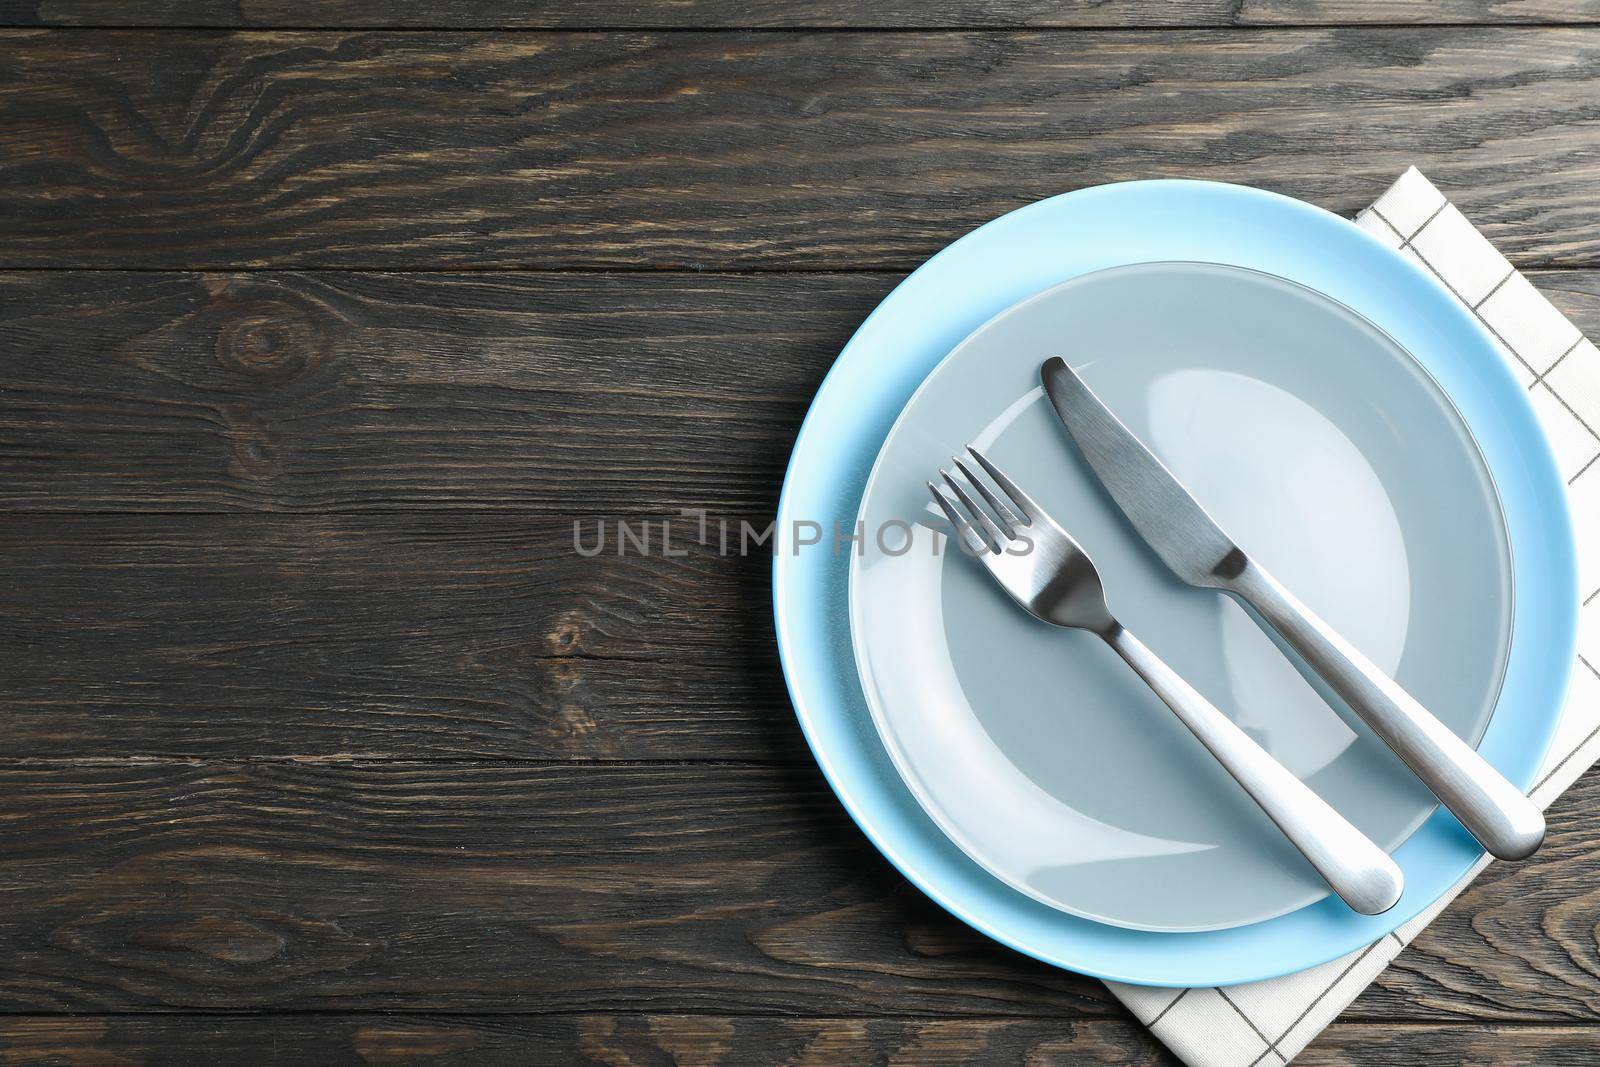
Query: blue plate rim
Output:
[[771, 179, 1579, 987]]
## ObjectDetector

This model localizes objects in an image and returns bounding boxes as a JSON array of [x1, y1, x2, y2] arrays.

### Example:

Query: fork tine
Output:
[[965, 446, 1040, 523], [928, 481, 993, 555], [941, 468, 1008, 551], [953, 457, 1023, 534]]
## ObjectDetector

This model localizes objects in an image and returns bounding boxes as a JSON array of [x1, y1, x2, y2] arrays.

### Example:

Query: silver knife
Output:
[[1040, 356, 1545, 861]]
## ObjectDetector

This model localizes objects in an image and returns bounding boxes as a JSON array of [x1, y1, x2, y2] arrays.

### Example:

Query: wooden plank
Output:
[[4, 269, 1600, 514], [0, 758, 1591, 1017], [0, 271, 877, 512], [1247, 1, 1600, 25], [0, 1015, 1595, 1065], [0, 760, 1118, 1014], [0, 1015, 1175, 1064], [0, 514, 800, 760], [2, 30, 1600, 269], [4, 1, 1229, 28], [5, 1, 1597, 29], [1303, 1023, 1600, 1064]]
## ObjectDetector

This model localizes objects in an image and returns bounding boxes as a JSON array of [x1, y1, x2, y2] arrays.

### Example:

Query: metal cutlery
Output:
[[930, 447, 1405, 916], [1040, 356, 1545, 861]]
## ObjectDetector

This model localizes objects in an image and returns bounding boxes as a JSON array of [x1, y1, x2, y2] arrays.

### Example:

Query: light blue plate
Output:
[[772, 180, 1578, 986]]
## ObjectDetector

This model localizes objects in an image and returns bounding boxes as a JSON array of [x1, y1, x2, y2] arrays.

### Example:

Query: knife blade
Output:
[[1039, 357, 1246, 587], [1039, 354, 1545, 861]]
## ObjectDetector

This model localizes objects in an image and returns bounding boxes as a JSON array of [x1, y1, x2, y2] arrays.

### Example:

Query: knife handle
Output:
[[1104, 625, 1404, 916], [1226, 561, 1545, 860]]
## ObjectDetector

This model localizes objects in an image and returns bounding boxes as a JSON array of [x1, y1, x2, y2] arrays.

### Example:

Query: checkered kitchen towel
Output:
[[1106, 169, 1600, 1066]]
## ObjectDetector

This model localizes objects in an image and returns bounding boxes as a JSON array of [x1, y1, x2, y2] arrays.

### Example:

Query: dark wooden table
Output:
[[1, 3, 1599, 1063]]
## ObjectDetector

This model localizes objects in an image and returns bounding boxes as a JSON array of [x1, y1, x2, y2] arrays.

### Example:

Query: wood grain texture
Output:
[[0, 1016, 1596, 1065], [0, 760, 1117, 1015], [1302, 1023, 1600, 1065], [0, 758, 1585, 1018], [0, 514, 796, 760], [0, 271, 877, 512], [5, 0, 1598, 29], [3, 29, 1600, 269], [4, 269, 1600, 513], [0, 1015, 1177, 1064]]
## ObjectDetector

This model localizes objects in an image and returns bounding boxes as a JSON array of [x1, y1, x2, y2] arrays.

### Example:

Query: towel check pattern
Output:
[[1104, 168, 1600, 1067]]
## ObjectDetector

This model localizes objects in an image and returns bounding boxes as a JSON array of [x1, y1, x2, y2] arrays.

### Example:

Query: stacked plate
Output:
[[772, 181, 1578, 986]]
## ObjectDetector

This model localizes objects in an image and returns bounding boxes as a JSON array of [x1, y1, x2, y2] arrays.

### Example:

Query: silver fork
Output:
[[931, 446, 1404, 916]]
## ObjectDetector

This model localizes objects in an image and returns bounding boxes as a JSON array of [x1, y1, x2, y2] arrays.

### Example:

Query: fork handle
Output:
[[1103, 623, 1405, 916], [1225, 561, 1544, 861]]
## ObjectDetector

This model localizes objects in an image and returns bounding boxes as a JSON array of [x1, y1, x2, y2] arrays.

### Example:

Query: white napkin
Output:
[[1106, 168, 1600, 1067]]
